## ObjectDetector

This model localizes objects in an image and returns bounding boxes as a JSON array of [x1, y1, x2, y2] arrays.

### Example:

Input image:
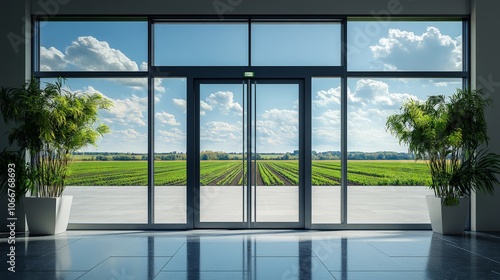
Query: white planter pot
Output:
[[426, 195, 468, 235], [24, 196, 73, 235]]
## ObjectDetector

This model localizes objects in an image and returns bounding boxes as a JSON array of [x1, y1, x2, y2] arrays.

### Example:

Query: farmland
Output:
[[66, 160, 431, 186]]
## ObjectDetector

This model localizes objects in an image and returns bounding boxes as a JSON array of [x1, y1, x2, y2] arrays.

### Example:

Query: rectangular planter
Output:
[[426, 195, 468, 234], [23, 196, 73, 235]]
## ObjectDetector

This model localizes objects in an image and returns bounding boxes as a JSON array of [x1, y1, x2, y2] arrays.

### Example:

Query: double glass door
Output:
[[195, 79, 304, 228]]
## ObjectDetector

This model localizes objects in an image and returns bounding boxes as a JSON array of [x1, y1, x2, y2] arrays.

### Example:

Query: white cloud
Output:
[[200, 100, 213, 115], [173, 98, 187, 112], [260, 109, 298, 126], [370, 26, 462, 71], [71, 85, 105, 96], [40, 37, 165, 92], [206, 91, 243, 115], [313, 128, 340, 139], [312, 109, 341, 150], [374, 92, 415, 107], [314, 87, 341, 106], [354, 79, 388, 100], [83, 128, 147, 153], [351, 79, 416, 108], [348, 110, 372, 124], [140, 62, 148, 71], [157, 128, 186, 144], [97, 92, 148, 127], [155, 111, 180, 126], [206, 121, 239, 132], [343, 80, 420, 152], [200, 101, 213, 111], [40, 46, 67, 71], [314, 110, 341, 127], [256, 109, 298, 149], [201, 121, 242, 143], [114, 128, 146, 140], [156, 127, 187, 152], [314, 86, 359, 107], [434, 82, 448, 87], [65, 36, 138, 71], [154, 93, 161, 103], [107, 77, 164, 93]]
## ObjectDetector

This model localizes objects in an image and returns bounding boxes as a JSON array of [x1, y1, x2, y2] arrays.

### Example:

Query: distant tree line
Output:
[[75, 150, 414, 161], [312, 151, 414, 160]]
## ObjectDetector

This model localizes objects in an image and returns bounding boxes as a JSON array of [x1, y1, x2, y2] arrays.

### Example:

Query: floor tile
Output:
[[330, 271, 429, 280], [254, 240, 300, 256], [163, 239, 250, 271], [0, 271, 85, 280], [427, 270, 500, 280], [0, 233, 80, 257], [1, 230, 499, 280], [155, 271, 249, 280], [12, 234, 140, 271], [113, 236, 186, 257], [312, 239, 429, 271], [255, 256, 335, 280], [77, 256, 170, 280], [438, 232, 500, 263], [367, 239, 433, 256]]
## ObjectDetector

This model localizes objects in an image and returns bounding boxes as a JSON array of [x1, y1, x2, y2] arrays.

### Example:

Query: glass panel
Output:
[[347, 21, 463, 71], [154, 78, 187, 224], [253, 83, 300, 222], [46, 78, 149, 223], [154, 23, 249, 66], [40, 21, 147, 71], [251, 23, 341, 66], [347, 78, 462, 223], [311, 78, 341, 224], [199, 83, 246, 222]]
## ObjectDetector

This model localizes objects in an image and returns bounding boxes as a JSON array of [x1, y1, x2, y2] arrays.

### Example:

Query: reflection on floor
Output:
[[1, 230, 499, 279]]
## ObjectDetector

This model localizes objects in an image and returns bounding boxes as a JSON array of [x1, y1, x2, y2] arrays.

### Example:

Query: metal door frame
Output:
[[194, 78, 305, 229]]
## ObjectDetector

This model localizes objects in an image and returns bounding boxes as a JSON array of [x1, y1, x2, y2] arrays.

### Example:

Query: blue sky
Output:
[[348, 21, 462, 71], [155, 23, 248, 66], [40, 21, 463, 153]]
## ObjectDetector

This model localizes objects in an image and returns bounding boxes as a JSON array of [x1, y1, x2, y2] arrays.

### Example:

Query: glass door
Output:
[[195, 79, 304, 228]]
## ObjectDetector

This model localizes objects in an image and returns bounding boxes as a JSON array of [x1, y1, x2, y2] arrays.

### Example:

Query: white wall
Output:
[[471, 0, 500, 231]]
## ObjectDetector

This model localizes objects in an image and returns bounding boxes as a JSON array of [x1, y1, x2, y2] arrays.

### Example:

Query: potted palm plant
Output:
[[386, 88, 500, 234], [0, 78, 111, 235]]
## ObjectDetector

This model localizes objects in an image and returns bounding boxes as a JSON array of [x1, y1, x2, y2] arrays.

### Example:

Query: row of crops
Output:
[[66, 160, 431, 186]]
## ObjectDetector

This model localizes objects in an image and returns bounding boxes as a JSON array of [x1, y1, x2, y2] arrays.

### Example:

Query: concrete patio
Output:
[[64, 186, 434, 225]]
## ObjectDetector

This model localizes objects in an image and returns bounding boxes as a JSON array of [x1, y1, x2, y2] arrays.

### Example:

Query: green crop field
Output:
[[66, 160, 431, 186]]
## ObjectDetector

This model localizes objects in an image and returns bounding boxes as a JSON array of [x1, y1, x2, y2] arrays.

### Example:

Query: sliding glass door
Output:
[[195, 79, 304, 228]]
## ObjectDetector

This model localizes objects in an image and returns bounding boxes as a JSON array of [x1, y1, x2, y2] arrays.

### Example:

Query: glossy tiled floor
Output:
[[1, 230, 500, 279]]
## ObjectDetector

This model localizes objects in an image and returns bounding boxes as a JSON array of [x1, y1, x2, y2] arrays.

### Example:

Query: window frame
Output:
[[33, 16, 469, 230]]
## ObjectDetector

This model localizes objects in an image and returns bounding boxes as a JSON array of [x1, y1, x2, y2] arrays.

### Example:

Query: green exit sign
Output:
[[244, 71, 255, 77]]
